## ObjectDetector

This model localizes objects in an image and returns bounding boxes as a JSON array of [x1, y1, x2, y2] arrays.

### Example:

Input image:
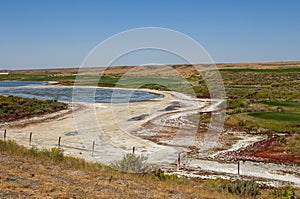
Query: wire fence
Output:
[[1, 129, 139, 163]]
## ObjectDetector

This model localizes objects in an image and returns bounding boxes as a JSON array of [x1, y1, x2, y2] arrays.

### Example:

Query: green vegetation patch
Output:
[[0, 95, 67, 122], [204, 178, 260, 198], [0, 73, 76, 82], [260, 101, 300, 108], [247, 112, 300, 123]]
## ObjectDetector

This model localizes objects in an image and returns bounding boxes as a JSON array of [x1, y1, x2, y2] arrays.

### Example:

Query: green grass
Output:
[[0, 74, 76, 82], [0, 95, 67, 122], [260, 101, 300, 108], [0, 139, 107, 171], [247, 112, 300, 123]]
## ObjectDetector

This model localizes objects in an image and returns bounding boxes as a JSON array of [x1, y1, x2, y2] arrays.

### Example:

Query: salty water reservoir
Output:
[[0, 81, 164, 103]]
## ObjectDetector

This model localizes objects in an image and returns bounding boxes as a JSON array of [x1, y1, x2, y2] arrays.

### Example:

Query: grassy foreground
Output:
[[0, 139, 251, 199], [1, 139, 299, 199]]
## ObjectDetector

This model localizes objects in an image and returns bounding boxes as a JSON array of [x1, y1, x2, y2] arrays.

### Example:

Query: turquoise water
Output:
[[0, 81, 164, 103]]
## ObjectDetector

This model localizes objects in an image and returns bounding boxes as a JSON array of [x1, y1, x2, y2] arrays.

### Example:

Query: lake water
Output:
[[0, 81, 164, 103], [0, 81, 45, 87]]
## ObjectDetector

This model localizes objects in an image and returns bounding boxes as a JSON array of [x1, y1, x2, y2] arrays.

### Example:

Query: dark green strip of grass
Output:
[[260, 101, 300, 108], [0, 74, 76, 82], [247, 112, 300, 123]]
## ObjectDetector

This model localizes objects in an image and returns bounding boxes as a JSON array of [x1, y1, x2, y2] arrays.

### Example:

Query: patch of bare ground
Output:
[[217, 134, 300, 165]]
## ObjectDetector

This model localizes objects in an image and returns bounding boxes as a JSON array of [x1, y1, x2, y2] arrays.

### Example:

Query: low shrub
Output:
[[222, 179, 260, 198], [270, 186, 295, 199], [204, 178, 260, 198], [150, 168, 184, 182], [276, 136, 287, 143], [110, 153, 153, 173]]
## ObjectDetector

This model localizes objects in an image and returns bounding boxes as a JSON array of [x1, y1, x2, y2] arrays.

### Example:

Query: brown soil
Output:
[[218, 135, 300, 165]]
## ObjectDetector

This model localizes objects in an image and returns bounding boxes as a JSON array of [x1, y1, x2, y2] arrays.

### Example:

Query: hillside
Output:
[[0, 140, 249, 199]]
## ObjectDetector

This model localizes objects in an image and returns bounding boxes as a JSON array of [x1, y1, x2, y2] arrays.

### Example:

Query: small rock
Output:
[[7, 177, 17, 182], [109, 176, 113, 182]]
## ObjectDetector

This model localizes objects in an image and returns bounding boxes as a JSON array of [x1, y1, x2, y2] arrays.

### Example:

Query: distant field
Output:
[[261, 101, 300, 108], [247, 112, 300, 123], [219, 67, 300, 73], [260, 101, 300, 108]]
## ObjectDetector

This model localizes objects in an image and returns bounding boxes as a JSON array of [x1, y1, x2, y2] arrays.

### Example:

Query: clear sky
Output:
[[0, 0, 299, 69]]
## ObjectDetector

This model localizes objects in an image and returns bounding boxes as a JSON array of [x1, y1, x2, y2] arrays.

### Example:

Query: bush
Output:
[[40, 147, 64, 162], [276, 136, 287, 143], [151, 168, 183, 182], [221, 179, 260, 198], [110, 153, 153, 173], [270, 187, 295, 199], [238, 120, 246, 126], [204, 178, 260, 198]]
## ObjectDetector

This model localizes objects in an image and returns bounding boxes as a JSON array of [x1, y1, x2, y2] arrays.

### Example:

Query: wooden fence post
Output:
[[177, 153, 181, 170], [29, 132, 32, 146], [58, 136, 61, 147], [92, 141, 95, 156], [3, 129, 6, 142], [237, 161, 240, 176], [132, 146, 135, 155]]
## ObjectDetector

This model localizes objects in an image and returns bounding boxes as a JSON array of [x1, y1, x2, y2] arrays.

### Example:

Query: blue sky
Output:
[[0, 0, 299, 69]]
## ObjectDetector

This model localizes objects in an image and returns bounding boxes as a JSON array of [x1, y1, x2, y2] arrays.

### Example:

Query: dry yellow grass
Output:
[[0, 140, 247, 199]]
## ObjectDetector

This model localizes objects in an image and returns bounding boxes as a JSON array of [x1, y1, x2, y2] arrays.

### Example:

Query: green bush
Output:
[[222, 179, 260, 198], [270, 187, 295, 199], [204, 178, 260, 198], [110, 153, 153, 173], [150, 168, 184, 182], [276, 136, 287, 143], [40, 147, 64, 162]]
